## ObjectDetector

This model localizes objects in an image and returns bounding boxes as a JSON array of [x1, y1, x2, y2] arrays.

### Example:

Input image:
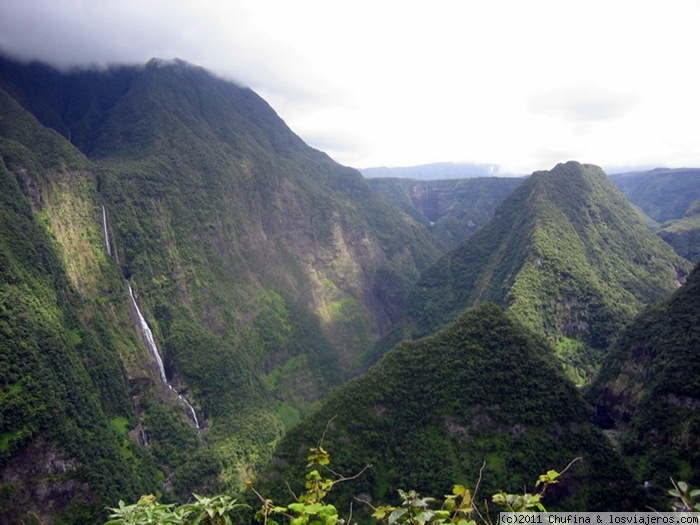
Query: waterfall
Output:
[[101, 205, 112, 257], [102, 206, 200, 429], [128, 283, 167, 382], [128, 282, 200, 429]]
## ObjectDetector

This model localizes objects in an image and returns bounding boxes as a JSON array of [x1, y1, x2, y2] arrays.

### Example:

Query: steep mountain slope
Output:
[[262, 303, 641, 513], [0, 89, 163, 523], [586, 262, 700, 489], [610, 168, 700, 223], [657, 200, 700, 263], [0, 56, 442, 520], [366, 177, 524, 248], [405, 162, 691, 383], [610, 168, 700, 264]]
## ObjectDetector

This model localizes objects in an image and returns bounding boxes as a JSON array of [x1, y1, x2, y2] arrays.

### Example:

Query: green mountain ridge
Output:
[[1, 53, 698, 523], [0, 55, 441, 522], [366, 177, 524, 249], [403, 162, 691, 383], [586, 262, 700, 489], [262, 303, 641, 513], [610, 168, 700, 263]]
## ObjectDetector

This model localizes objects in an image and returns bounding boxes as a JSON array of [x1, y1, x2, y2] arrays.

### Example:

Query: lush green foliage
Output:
[[586, 262, 700, 491], [110, 446, 699, 525], [260, 304, 641, 513], [0, 55, 442, 521], [610, 168, 700, 223], [403, 162, 691, 383], [0, 99, 162, 523], [2, 55, 699, 524]]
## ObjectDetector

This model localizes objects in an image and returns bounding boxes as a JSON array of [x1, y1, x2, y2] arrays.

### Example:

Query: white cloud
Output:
[[1, 0, 699, 174]]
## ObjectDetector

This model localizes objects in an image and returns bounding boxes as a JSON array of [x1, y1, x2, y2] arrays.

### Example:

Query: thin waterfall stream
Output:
[[101, 205, 112, 257], [102, 204, 200, 429], [128, 284, 200, 429]]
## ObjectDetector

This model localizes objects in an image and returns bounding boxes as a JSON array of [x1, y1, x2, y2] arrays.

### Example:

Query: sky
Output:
[[1, 0, 699, 175]]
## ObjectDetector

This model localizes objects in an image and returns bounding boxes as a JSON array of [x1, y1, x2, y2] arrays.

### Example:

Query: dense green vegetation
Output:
[[259, 304, 642, 515], [586, 262, 700, 489], [0, 97, 162, 523], [366, 177, 523, 248], [400, 162, 691, 383], [1, 54, 698, 523], [610, 169, 700, 264], [0, 55, 442, 522], [610, 168, 700, 223]]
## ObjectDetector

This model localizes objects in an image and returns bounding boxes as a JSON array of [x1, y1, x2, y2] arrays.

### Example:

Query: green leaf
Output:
[[388, 508, 408, 525], [452, 485, 466, 496]]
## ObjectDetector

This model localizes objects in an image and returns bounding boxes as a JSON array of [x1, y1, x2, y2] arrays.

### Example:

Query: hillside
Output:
[[586, 262, 700, 489], [610, 168, 700, 263], [657, 202, 700, 263], [366, 177, 524, 248], [262, 303, 641, 513], [0, 56, 442, 522], [0, 88, 163, 523], [403, 162, 692, 383], [610, 168, 700, 223]]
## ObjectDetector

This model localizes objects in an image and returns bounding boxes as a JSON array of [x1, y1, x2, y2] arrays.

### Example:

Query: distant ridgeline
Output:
[[610, 168, 700, 264], [0, 52, 698, 524]]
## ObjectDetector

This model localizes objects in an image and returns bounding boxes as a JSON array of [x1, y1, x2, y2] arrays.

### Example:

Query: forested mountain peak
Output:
[[0, 55, 441, 522], [405, 161, 691, 382], [263, 303, 641, 513]]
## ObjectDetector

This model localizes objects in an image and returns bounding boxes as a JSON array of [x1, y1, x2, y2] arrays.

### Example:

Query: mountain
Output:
[[261, 303, 641, 513], [360, 162, 503, 180], [656, 200, 700, 263], [366, 177, 524, 248], [586, 262, 700, 490], [610, 168, 700, 224], [402, 162, 692, 383], [0, 87, 163, 523], [0, 55, 442, 522], [610, 168, 700, 263]]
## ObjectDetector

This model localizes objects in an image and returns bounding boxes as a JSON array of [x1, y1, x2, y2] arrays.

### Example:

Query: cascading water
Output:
[[128, 283, 167, 383], [101, 205, 112, 257], [102, 203, 200, 429], [128, 283, 200, 429]]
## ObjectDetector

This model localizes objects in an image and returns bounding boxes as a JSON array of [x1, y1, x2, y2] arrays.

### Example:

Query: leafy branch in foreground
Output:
[[247, 419, 371, 525], [667, 480, 700, 512], [105, 493, 247, 525], [368, 459, 579, 525]]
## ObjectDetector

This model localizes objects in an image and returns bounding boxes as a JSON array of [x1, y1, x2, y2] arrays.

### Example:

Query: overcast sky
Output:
[[1, 1, 699, 175]]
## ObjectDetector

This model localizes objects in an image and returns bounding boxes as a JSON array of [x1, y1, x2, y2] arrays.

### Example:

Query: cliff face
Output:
[[0, 57, 441, 521], [367, 177, 523, 248]]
